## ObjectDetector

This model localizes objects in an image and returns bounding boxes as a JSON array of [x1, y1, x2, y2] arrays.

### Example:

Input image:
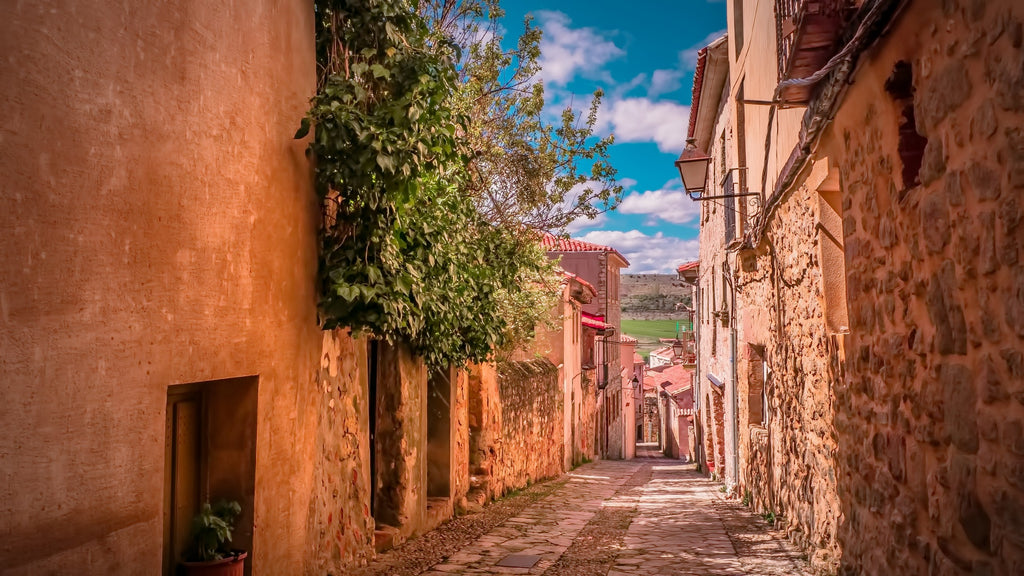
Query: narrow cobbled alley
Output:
[[355, 446, 810, 576]]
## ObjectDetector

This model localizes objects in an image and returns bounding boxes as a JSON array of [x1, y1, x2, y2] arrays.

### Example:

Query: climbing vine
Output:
[[300, 0, 560, 368]]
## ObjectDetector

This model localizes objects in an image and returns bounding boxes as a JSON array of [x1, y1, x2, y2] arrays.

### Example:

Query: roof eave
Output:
[[690, 35, 730, 153]]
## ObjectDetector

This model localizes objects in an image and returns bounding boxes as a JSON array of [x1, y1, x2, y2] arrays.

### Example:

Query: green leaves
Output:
[[302, 0, 567, 368], [189, 500, 241, 562]]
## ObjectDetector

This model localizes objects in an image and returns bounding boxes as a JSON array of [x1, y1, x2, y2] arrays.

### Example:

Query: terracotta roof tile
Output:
[[677, 261, 699, 273], [652, 364, 694, 395], [542, 233, 630, 266], [687, 47, 709, 139]]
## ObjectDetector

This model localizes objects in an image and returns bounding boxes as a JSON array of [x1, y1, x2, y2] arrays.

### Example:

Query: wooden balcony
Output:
[[775, 0, 851, 105]]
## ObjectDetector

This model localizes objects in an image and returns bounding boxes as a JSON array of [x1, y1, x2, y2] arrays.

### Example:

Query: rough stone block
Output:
[[1005, 457, 1024, 491], [917, 59, 972, 131], [967, 163, 1001, 201], [1004, 128, 1024, 189], [920, 138, 947, 185], [980, 211, 999, 275], [941, 363, 978, 453], [971, 101, 998, 141], [922, 193, 952, 253], [1002, 348, 1024, 379], [1003, 420, 1024, 456], [945, 171, 965, 206], [977, 410, 999, 441], [1005, 267, 1024, 337], [992, 43, 1024, 112], [980, 355, 1008, 404], [926, 261, 968, 355]]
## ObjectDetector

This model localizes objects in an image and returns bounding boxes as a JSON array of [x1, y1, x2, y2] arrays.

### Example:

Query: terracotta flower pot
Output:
[[181, 551, 247, 576]]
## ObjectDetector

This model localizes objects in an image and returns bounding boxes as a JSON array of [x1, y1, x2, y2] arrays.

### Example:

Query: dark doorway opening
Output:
[[163, 376, 257, 576], [368, 340, 379, 518], [427, 368, 452, 499]]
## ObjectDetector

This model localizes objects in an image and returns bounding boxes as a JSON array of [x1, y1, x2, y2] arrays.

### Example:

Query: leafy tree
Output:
[[422, 0, 623, 231], [301, 0, 561, 368]]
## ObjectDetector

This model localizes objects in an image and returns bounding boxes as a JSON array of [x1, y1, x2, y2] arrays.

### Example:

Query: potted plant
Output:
[[180, 500, 247, 576]]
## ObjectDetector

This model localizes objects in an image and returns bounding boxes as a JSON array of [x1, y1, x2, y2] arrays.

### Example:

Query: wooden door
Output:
[[164, 389, 203, 574]]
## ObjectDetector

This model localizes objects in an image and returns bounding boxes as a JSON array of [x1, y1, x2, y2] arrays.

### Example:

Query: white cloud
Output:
[[679, 29, 728, 71], [598, 97, 690, 153], [617, 182, 701, 225], [648, 69, 684, 98], [536, 11, 624, 86], [610, 73, 647, 100], [578, 229, 699, 274]]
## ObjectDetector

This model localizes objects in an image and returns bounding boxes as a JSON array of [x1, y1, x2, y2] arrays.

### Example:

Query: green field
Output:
[[620, 319, 692, 359]]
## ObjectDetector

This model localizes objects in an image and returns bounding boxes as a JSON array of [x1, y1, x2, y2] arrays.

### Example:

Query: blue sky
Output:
[[498, 0, 727, 272]]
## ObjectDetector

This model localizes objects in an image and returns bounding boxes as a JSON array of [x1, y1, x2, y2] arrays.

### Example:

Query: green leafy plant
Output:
[[301, 0, 573, 368], [762, 510, 777, 526], [189, 500, 242, 562], [742, 489, 752, 507]]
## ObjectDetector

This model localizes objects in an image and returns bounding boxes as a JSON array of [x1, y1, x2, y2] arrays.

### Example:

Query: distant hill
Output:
[[620, 274, 692, 320]]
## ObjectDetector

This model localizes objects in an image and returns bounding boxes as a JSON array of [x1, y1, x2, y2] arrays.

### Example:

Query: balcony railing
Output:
[[775, 0, 852, 104]]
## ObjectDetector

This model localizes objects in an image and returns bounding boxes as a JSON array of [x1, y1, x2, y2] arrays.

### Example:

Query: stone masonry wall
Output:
[[829, 1, 1024, 574], [579, 368, 599, 463], [736, 182, 842, 571], [306, 330, 374, 573], [452, 369, 471, 511], [374, 343, 428, 540], [621, 274, 692, 320], [491, 359, 565, 494]]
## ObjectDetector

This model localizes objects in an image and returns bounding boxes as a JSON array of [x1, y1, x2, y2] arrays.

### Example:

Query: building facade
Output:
[[688, 0, 1024, 573], [544, 235, 631, 459], [0, 3, 589, 574]]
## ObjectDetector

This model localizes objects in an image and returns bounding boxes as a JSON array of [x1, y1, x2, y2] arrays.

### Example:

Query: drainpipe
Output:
[[722, 261, 740, 489]]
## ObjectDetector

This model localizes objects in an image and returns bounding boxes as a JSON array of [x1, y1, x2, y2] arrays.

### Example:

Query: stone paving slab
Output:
[[367, 455, 813, 576], [611, 461, 811, 576]]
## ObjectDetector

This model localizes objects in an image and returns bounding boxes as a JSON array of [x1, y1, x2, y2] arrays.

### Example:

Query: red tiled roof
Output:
[[633, 352, 643, 364], [542, 233, 630, 266], [542, 233, 612, 252], [650, 345, 673, 358], [653, 364, 694, 395], [687, 46, 709, 139], [677, 261, 699, 273], [620, 335, 638, 344]]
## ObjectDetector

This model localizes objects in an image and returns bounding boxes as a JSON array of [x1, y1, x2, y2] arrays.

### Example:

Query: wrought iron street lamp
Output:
[[675, 139, 763, 217], [671, 339, 685, 358], [675, 138, 711, 198]]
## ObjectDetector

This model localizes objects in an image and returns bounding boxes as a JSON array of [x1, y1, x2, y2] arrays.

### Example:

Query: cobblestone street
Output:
[[360, 447, 811, 576]]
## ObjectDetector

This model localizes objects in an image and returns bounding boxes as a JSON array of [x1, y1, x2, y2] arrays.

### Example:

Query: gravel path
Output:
[[348, 477, 568, 576]]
